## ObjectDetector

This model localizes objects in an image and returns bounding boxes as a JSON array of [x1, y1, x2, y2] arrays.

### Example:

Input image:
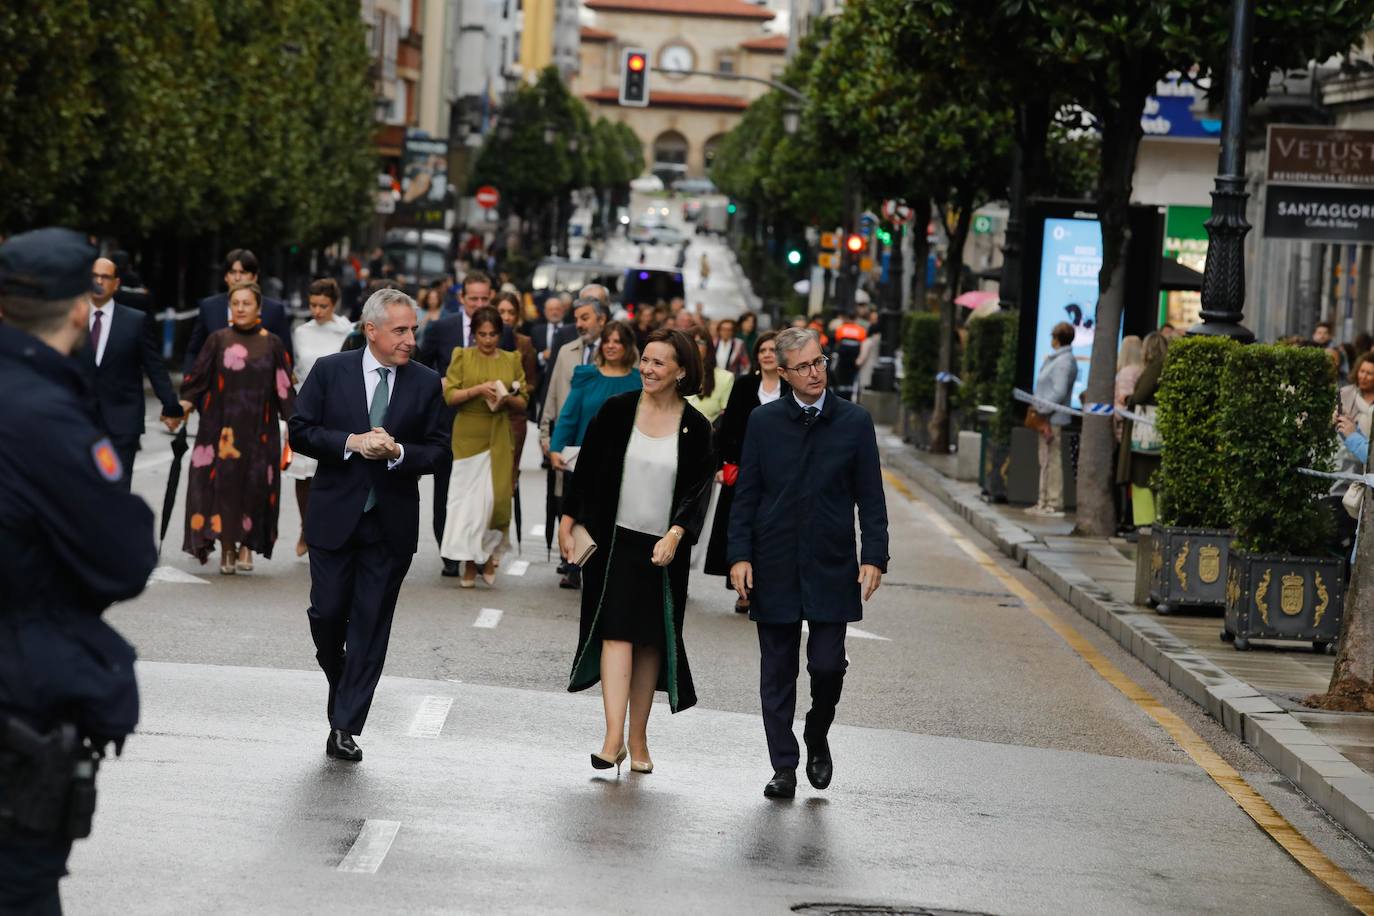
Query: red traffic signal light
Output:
[[620, 47, 650, 107], [845, 233, 865, 253]]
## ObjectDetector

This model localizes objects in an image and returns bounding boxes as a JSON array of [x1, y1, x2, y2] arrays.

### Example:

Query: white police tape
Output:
[[1013, 388, 1083, 417], [1298, 467, 1374, 487], [154, 308, 200, 323], [1115, 406, 1155, 425], [935, 371, 962, 385]]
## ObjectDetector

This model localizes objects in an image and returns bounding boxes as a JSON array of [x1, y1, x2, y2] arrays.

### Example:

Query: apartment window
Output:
[[398, 0, 411, 36], [717, 52, 736, 75]]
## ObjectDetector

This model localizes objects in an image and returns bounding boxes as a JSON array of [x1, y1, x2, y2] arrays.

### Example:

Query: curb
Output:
[[881, 439, 1374, 849]]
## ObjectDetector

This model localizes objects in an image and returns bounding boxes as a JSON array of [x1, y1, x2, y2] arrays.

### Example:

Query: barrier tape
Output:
[[154, 308, 200, 323], [1299, 467, 1374, 487], [1115, 407, 1155, 425], [935, 371, 962, 385], [1085, 402, 1115, 416], [1013, 388, 1084, 417]]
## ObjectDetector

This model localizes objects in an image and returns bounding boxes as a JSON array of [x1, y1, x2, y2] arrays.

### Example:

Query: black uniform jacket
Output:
[[0, 324, 153, 738]]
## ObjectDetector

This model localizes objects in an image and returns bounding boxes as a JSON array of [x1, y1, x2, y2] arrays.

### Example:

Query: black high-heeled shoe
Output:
[[590, 746, 627, 774]]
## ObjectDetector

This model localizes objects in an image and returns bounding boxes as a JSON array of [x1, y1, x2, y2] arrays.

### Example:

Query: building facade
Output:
[[572, 0, 783, 181]]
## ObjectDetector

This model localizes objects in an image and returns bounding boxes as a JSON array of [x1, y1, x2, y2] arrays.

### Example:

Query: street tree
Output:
[[1007, 0, 1374, 536], [812, 0, 1013, 452]]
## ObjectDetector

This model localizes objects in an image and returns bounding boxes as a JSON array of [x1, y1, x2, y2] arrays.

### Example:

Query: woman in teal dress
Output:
[[550, 320, 642, 468]]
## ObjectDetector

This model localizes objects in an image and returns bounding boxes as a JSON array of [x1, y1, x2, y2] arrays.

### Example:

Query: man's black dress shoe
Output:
[[441, 559, 462, 577], [805, 737, 833, 790], [325, 729, 362, 762], [763, 768, 796, 799]]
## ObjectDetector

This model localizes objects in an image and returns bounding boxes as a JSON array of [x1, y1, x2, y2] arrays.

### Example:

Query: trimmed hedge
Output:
[[1156, 336, 1239, 528], [902, 311, 941, 411], [961, 311, 1018, 444], [1217, 343, 1336, 555]]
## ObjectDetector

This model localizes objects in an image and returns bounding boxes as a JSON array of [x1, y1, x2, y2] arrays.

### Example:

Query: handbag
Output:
[[721, 462, 739, 486], [1129, 405, 1162, 454], [569, 523, 597, 566], [1024, 407, 1049, 434], [1344, 482, 1364, 519], [560, 445, 581, 472]]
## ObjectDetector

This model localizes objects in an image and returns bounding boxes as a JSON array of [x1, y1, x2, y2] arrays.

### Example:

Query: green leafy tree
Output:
[[0, 2, 101, 228], [1001, 0, 1374, 536]]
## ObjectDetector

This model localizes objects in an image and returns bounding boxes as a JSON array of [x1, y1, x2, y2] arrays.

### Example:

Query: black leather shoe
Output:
[[805, 737, 833, 790], [763, 768, 796, 799], [325, 729, 362, 762], [559, 568, 581, 590], [441, 559, 462, 577]]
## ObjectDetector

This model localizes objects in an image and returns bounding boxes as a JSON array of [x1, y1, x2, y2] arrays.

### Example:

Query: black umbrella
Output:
[[512, 484, 523, 556], [545, 464, 559, 560], [158, 424, 190, 555]]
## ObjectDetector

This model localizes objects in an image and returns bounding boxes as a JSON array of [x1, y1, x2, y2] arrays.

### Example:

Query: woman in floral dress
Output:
[[179, 281, 296, 574]]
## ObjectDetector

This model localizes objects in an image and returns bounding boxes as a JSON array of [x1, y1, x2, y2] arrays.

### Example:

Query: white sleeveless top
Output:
[[615, 426, 678, 536]]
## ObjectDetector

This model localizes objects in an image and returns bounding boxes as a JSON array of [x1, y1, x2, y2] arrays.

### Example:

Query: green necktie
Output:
[[363, 367, 390, 512]]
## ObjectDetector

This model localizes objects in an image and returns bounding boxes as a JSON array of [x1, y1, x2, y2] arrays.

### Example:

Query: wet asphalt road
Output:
[[58, 407, 1374, 915]]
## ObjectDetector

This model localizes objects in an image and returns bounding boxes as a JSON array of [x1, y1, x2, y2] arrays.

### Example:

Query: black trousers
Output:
[[0, 843, 68, 915], [756, 620, 847, 770], [431, 454, 452, 547], [114, 441, 138, 493], [307, 510, 412, 735]]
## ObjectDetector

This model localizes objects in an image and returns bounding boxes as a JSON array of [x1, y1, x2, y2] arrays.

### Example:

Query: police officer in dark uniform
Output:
[[0, 228, 155, 914]]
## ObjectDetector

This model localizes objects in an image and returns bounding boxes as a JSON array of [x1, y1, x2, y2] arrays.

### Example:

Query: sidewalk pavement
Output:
[[878, 429, 1374, 849]]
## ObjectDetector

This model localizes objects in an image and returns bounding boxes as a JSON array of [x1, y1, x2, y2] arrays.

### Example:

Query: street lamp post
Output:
[[1190, 0, 1256, 343]]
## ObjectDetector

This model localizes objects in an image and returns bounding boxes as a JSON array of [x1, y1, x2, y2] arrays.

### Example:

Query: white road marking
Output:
[[337, 819, 401, 874], [506, 560, 530, 577], [148, 566, 208, 585], [406, 696, 453, 738], [801, 621, 889, 642], [531, 523, 545, 538], [474, 608, 503, 629], [135, 453, 176, 472]]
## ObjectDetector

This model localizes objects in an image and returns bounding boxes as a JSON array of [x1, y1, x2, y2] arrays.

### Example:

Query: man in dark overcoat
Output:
[[728, 326, 889, 800]]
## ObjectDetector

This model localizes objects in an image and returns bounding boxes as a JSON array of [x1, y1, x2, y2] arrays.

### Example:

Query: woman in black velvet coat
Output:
[[560, 329, 715, 775], [704, 331, 785, 612]]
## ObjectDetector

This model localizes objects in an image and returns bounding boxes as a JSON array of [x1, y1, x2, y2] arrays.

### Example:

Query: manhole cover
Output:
[[792, 905, 994, 916]]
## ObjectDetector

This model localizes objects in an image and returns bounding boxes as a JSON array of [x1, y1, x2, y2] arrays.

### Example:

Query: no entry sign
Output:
[[475, 185, 500, 209]]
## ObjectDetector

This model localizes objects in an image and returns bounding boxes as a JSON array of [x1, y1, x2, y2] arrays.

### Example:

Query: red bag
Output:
[[721, 462, 739, 486]]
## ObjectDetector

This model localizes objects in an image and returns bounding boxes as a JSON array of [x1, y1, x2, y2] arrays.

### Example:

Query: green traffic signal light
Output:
[[786, 249, 803, 266], [727, 202, 737, 214]]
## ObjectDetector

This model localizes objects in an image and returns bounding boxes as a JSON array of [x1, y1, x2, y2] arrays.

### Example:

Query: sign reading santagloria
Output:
[[1264, 184, 1374, 244], [1265, 125, 1374, 243], [1267, 125, 1374, 187]]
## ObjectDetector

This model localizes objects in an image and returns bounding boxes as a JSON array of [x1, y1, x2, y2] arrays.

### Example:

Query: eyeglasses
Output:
[[782, 355, 829, 376]]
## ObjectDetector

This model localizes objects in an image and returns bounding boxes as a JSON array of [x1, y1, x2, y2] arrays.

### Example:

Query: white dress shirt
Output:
[[88, 300, 114, 366], [344, 346, 404, 467]]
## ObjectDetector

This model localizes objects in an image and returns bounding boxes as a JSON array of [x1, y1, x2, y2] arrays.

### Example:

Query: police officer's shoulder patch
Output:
[[91, 437, 123, 481]]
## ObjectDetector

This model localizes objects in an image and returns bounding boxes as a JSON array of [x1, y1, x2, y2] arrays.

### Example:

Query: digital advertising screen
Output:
[[1034, 217, 1103, 409]]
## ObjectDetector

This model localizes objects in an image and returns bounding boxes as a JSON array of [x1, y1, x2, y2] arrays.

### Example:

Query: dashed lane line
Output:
[[406, 696, 453, 738], [474, 608, 503, 629], [337, 819, 401, 874], [801, 620, 889, 642], [882, 468, 1374, 913]]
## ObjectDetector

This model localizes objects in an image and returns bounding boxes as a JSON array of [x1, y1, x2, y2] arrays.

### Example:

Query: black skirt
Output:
[[594, 526, 670, 648]]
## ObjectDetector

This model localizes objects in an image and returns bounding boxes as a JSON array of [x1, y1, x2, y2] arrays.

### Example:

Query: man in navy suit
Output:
[[729, 327, 889, 800], [416, 271, 515, 576], [80, 257, 184, 488], [184, 248, 293, 372], [288, 288, 448, 762]]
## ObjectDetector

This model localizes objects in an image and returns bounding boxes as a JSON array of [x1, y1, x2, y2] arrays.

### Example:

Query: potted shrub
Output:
[[1218, 344, 1344, 652], [901, 311, 941, 449], [960, 312, 1018, 500], [1148, 336, 1239, 614]]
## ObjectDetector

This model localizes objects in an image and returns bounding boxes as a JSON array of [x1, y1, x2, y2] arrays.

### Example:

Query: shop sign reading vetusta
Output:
[[1267, 125, 1374, 187]]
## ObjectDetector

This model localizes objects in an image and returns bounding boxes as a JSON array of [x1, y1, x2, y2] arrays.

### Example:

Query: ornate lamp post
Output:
[[1190, 0, 1256, 343]]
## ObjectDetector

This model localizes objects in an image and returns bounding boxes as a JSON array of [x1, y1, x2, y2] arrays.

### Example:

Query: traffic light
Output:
[[845, 233, 865, 254], [726, 201, 737, 214], [786, 247, 803, 266], [620, 48, 650, 107]]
